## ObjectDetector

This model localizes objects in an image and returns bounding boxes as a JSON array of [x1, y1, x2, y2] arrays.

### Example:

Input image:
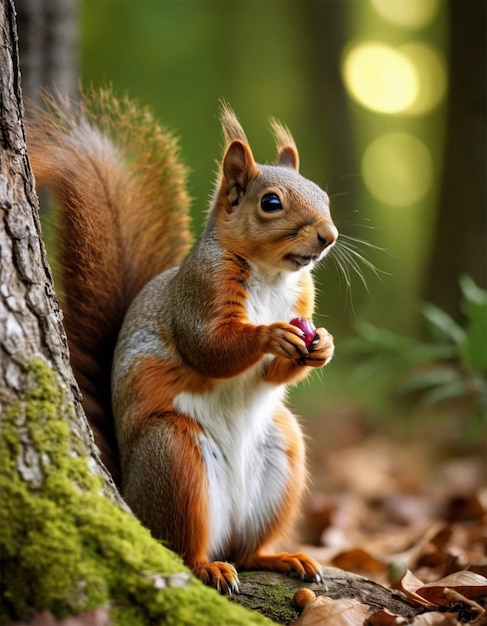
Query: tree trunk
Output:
[[15, 0, 79, 104], [423, 0, 487, 317], [0, 2, 267, 624], [0, 0, 120, 510]]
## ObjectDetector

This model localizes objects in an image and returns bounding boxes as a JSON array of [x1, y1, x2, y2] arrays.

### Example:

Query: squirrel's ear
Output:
[[271, 118, 300, 171], [278, 146, 300, 171], [223, 140, 259, 191]]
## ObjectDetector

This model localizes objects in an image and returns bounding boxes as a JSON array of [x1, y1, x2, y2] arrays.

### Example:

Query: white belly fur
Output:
[[174, 366, 289, 559], [174, 267, 303, 558]]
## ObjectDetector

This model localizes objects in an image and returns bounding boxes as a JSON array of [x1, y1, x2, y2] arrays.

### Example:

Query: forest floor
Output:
[[294, 400, 486, 624]]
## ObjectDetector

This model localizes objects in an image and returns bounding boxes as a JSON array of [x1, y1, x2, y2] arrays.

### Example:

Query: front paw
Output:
[[244, 551, 323, 583], [192, 560, 240, 595], [299, 328, 334, 367], [263, 322, 308, 360]]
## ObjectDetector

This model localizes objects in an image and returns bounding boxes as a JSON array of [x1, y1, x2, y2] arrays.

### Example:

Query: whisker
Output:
[[338, 244, 384, 279], [339, 233, 390, 255], [337, 240, 387, 282], [321, 231, 390, 310], [328, 191, 353, 200], [333, 243, 371, 293], [325, 172, 362, 195], [333, 253, 354, 292]]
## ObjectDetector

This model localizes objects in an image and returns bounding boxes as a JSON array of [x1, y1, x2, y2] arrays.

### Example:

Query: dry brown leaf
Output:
[[442, 522, 487, 577], [411, 612, 461, 625], [399, 570, 438, 608], [443, 588, 485, 623], [294, 595, 371, 626], [446, 493, 485, 523], [332, 547, 387, 574], [302, 494, 336, 543], [428, 525, 454, 550], [365, 608, 409, 624], [417, 570, 487, 605]]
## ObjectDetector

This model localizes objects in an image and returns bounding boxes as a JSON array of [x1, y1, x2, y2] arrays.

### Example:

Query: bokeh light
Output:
[[342, 40, 447, 116], [362, 133, 433, 206], [400, 42, 447, 115], [370, 0, 440, 29], [342, 41, 418, 114]]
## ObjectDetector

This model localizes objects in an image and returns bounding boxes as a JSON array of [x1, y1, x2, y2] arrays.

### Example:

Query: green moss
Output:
[[259, 583, 299, 624], [0, 359, 271, 625], [234, 574, 299, 624]]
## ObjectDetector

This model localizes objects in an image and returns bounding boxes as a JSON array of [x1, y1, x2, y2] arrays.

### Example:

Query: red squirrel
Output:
[[27, 91, 338, 594]]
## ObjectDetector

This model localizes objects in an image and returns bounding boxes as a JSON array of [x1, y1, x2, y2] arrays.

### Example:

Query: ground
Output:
[[292, 398, 486, 624]]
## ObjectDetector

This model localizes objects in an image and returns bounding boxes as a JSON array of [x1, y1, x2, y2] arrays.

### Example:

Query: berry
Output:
[[289, 318, 318, 348]]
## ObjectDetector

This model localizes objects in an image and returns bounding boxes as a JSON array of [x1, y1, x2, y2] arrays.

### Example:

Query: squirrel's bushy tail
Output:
[[26, 88, 191, 480]]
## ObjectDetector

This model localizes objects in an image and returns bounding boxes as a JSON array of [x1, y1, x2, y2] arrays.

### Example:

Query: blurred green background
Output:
[[21, 0, 487, 436]]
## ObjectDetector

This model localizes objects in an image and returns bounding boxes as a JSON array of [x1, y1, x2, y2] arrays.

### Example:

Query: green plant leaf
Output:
[[460, 275, 487, 306], [420, 378, 471, 407], [400, 365, 461, 395], [460, 276, 487, 372], [420, 302, 465, 346]]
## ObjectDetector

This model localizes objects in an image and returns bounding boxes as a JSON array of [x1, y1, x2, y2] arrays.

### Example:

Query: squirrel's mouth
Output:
[[285, 254, 315, 270]]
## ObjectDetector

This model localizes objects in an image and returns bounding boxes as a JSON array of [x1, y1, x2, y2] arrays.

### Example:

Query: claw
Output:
[[192, 560, 240, 595], [228, 578, 240, 595], [244, 552, 323, 585]]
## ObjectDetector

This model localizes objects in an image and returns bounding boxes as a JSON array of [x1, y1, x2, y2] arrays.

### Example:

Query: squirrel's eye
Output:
[[261, 193, 283, 212]]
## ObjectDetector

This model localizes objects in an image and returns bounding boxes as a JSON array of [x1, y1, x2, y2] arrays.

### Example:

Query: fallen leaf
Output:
[[411, 612, 462, 625], [332, 547, 386, 574], [442, 587, 485, 622], [399, 570, 437, 608], [365, 608, 409, 624], [446, 494, 485, 523], [417, 570, 487, 605], [294, 595, 370, 626]]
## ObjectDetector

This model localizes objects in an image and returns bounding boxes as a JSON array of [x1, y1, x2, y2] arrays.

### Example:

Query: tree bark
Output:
[[15, 0, 79, 104], [0, 0, 121, 508], [0, 2, 266, 624], [230, 569, 420, 624]]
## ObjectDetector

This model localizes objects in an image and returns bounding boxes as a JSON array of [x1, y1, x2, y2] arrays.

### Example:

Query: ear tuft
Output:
[[219, 102, 249, 145], [270, 118, 300, 171]]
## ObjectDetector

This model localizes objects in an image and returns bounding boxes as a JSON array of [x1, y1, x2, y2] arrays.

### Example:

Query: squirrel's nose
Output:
[[317, 223, 338, 251]]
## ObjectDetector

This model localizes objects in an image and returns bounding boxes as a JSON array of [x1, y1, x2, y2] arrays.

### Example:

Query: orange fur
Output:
[[121, 356, 213, 439], [26, 93, 190, 480], [121, 413, 210, 560], [263, 357, 311, 386], [294, 271, 315, 319], [270, 403, 307, 535]]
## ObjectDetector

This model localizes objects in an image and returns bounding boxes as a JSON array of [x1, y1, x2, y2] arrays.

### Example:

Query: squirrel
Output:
[[26, 90, 338, 594]]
